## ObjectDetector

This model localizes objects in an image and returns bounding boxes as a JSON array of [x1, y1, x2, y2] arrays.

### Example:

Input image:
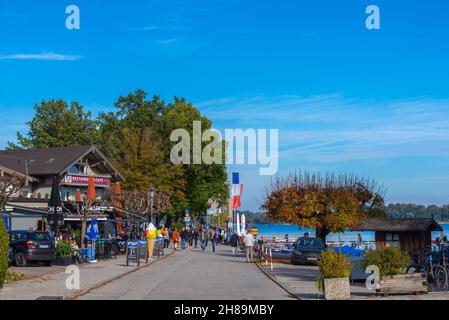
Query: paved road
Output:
[[79, 244, 296, 300]]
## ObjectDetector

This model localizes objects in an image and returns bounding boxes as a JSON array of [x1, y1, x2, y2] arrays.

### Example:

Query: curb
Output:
[[254, 260, 300, 300], [66, 251, 174, 300]]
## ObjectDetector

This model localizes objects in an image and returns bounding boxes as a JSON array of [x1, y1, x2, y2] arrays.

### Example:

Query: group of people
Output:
[[229, 230, 256, 263], [143, 223, 258, 263], [170, 226, 226, 253]]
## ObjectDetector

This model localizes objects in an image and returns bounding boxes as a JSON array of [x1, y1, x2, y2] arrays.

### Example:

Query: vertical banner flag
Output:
[[232, 172, 243, 209]]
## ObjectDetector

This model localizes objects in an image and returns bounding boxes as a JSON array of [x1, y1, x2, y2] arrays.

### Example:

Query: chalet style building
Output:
[[0, 145, 124, 230], [0, 145, 124, 200]]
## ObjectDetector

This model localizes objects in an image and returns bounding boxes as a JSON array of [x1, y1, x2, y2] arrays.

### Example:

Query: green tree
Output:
[[97, 90, 228, 220], [163, 97, 228, 216], [7, 100, 99, 149], [8, 90, 228, 221]]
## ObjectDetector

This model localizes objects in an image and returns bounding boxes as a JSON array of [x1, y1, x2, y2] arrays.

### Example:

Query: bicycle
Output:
[[407, 251, 448, 292]]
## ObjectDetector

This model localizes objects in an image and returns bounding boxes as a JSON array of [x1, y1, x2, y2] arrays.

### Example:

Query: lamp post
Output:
[[149, 187, 155, 225]]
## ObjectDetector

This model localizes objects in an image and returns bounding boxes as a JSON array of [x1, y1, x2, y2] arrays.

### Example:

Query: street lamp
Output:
[[149, 187, 155, 225]]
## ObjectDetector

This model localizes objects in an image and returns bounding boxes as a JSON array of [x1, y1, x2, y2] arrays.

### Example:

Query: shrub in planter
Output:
[[317, 250, 353, 300], [0, 219, 8, 288], [361, 247, 410, 276], [55, 241, 72, 266], [56, 240, 72, 258]]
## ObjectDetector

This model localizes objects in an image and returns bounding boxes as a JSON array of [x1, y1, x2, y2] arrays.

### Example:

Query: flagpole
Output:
[[230, 170, 234, 234]]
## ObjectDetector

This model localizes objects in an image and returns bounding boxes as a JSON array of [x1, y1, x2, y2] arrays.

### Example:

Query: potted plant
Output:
[[55, 240, 72, 266], [361, 247, 422, 294], [317, 250, 353, 300]]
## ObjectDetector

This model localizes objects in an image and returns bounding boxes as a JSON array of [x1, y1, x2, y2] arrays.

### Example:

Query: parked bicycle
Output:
[[407, 251, 448, 292]]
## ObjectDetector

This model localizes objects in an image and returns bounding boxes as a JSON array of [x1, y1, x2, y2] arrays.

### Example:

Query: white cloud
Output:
[[140, 26, 158, 31], [0, 52, 82, 61], [155, 39, 177, 45], [198, 94, 449, 163]]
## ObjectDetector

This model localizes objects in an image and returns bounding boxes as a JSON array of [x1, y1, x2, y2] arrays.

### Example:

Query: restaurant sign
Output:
[[64, 175, 111, 186]]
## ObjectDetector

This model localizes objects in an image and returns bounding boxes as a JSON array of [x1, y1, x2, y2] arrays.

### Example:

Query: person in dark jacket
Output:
[[193, 228, 199, 248], [230, 232, 239, 256], [186, 228, 193, 248], [180, 229, 187, 250], [210, 228, 217, 252]]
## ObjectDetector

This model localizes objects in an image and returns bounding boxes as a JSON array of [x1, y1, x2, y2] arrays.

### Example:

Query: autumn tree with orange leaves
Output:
[[262, 172, 386, 242]]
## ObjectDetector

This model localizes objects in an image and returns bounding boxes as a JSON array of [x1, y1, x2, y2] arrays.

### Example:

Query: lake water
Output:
[[250, 223, 449, 251]]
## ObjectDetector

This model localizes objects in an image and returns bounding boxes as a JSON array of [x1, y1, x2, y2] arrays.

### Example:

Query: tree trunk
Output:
[[316, 227, 330, 244], [81, 214, 87, 249]]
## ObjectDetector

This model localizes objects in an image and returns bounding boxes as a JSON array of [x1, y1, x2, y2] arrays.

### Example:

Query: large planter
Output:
[[54, 257, 71, 266], [324, 278, 351, 300], [377, 273, 427, 295]]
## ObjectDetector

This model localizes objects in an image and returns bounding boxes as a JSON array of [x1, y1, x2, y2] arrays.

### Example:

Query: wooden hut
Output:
[[353, 218, 443, 260]]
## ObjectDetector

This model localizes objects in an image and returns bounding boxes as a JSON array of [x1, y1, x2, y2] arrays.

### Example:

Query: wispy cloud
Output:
[[155, 39, 177, 45], [198, 94, 449, 163], [0, 52, 82, 61], [139, 26, 158, 31]]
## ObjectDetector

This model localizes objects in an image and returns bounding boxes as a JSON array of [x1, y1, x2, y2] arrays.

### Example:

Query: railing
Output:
[[255, 243, 273, 271]]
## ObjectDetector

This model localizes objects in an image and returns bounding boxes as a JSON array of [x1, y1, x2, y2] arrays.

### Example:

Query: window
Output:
[[385, 233, 400, 248], [30, 232, 51, 241], [296, 238, 324, 248], [11, 232, 26, 241]]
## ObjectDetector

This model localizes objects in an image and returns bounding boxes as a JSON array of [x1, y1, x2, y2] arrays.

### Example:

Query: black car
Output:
[[9, 230, 56, 267], [290, 237, 324, 265]]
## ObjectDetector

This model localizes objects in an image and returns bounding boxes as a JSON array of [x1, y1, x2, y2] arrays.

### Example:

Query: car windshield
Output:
[[296, 239, 323, 248], [29, 232, 51, 241]]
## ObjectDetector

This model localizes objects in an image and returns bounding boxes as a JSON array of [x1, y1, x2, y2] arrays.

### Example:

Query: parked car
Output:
[[9, 230, 56, 267], [290, 237, 324, 265]]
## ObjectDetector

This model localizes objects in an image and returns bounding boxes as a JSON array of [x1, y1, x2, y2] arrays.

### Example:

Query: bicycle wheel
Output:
[[431, 265, 448, 292]]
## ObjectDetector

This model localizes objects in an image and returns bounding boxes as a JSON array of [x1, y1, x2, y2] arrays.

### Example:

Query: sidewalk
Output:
[[257, 260, 449, 300], [0, 254, 169, 300]]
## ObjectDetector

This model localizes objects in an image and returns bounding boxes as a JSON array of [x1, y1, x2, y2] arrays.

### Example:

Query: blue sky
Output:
[[1, 0, 448, 211]]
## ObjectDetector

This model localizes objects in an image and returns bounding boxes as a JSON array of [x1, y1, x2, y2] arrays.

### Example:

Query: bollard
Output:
[[145, 241, 149, 264], [270, 248, 273, 271], [265, 247, 268, 266]]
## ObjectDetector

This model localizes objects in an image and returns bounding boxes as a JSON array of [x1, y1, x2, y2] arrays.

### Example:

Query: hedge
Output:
[[0, 219, 9, 288]]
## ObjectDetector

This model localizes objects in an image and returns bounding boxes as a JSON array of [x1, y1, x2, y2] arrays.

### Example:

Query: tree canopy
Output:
[[7, 100, 99, 149], [262, 171, 386, 241], [7, 90, 228, 220]]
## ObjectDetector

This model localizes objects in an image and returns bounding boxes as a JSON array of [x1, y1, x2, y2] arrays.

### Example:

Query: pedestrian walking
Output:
[[163, 227, 170, 248], [169, 228, 173, 248], [200, 227, 207, 253], [244, 232, 255, 263], [193, 228, 199, 248], [172, 228, 180, 252], [210, 227, 217, 252], [230, 232, 239, 256], [187, 228, 193, 248], [180, 228, 187, 250]]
